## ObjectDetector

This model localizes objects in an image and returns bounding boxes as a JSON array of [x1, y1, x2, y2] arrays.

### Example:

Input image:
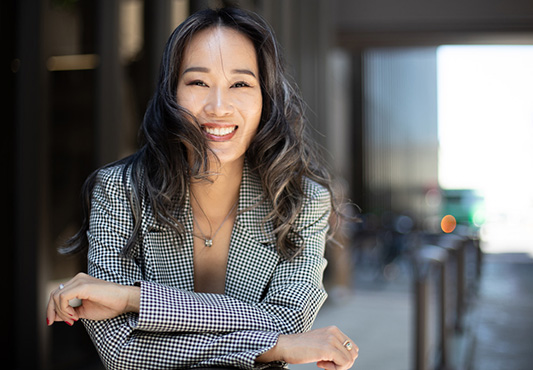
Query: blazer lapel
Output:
[[225, 162, 280, 303], [142, 188, 196, 292], [175, 191, 196, 291]]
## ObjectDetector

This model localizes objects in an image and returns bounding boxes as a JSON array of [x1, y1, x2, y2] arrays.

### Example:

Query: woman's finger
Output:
[[312, 327, 351, 370], [316, 360, 336, 370], [325, 328, 357, 370], [46, 292, 58, 326], [332, 343, 353, 370], [335, 338, 358, 370], [342, 338, 359, 362], [51, 282, 79, 324]]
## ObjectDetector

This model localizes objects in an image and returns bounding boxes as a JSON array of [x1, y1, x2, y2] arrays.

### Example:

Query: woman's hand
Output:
[[257, 326, 358, 370], [46, 272, 140, 326]]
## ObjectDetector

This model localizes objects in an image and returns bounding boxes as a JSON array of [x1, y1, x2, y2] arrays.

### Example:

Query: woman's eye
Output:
[[187, 80, 208, 87], [232, 81, 250, 88]]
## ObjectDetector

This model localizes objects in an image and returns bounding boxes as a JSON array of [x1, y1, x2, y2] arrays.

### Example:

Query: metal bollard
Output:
[[413, 245, 449, 370], [456, 239, 467, 332]]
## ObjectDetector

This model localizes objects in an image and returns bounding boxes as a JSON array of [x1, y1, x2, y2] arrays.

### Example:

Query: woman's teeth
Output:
[[204, 126, 236, 136]]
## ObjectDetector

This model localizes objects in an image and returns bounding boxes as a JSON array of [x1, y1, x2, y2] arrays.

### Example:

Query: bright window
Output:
[[438, 45, 533, 255]]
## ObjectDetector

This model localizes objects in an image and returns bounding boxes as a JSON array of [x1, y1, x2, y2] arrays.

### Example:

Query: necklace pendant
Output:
[[205, 239, 213, 247]]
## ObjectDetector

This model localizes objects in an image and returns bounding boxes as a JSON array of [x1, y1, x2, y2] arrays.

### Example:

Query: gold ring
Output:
[[343, 340, 353, 351]]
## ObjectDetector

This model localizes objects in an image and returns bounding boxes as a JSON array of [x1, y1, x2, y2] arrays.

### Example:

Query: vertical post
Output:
[[456, 240, 466, 332], [96, 0, 122, 166], [439, 262, 448, 369], [415, 275, 428, 370], [475, 237, 483, 282], [144, 0, 172, 94], [3, 0, 17, 363], [14, 0, 48, 367], [350, 52, 365, 208]]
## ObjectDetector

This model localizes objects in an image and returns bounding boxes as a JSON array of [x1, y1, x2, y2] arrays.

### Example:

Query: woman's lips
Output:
[[202, 124, 237, 141]]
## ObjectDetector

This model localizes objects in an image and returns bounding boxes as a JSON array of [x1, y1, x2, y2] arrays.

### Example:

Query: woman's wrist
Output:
[[124, 285, 141, 313], [256, 334, 287, 363]]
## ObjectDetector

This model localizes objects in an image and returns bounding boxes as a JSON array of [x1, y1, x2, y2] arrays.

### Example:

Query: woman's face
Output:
[[177, 26, 262, 167]]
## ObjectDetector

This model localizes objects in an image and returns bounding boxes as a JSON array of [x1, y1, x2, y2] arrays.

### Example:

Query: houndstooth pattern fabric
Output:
[[82, 161, 330, 370]]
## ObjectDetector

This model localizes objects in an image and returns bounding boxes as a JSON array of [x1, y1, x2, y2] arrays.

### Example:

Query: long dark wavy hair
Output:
[[61, 7, 339, 260]]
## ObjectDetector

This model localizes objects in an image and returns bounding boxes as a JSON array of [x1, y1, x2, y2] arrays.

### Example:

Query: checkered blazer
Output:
[[82, 161, 330, 370]]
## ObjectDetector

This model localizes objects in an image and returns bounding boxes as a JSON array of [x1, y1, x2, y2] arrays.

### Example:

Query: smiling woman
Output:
[[46, 6, 358, 370]]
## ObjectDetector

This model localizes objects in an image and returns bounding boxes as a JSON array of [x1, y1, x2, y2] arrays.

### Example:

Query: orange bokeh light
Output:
[[441, 215, 457, 233]]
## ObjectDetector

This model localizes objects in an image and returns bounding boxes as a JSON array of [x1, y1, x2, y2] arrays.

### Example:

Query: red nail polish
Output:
[[66, 321, 73, 326], [46, 318, 50, 326]]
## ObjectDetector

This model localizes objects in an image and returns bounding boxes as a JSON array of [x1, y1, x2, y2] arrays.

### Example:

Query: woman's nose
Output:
[[204, 87, 234, 117]]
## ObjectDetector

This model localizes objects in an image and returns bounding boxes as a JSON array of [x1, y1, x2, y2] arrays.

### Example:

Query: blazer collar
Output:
[[143, 159, 274, 243], [237, 160, 275, 244]]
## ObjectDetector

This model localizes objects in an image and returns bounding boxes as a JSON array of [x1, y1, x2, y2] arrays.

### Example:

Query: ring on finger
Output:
[[58, 282, 82, 308], [343, 340, 353, 351]]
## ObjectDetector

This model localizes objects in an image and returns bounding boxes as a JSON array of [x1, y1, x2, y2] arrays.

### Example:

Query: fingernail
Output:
[[65, 321, 73, 326], [46, 318, 50, 326]]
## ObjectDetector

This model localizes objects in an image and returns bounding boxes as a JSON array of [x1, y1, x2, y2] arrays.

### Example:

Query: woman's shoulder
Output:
[[302, 177, 331, 203], [94, 162, 129, 185], [92, 160, 138, 196], [299, 177, 332, 218]]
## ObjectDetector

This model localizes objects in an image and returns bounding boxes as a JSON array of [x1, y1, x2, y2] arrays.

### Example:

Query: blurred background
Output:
[[3, 0, 533, 369]]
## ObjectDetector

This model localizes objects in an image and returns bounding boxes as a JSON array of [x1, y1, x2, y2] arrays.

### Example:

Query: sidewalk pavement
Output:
[[292, 251, 533, 370], [293, 261, 415, 370], [468, 253, 533, 370]]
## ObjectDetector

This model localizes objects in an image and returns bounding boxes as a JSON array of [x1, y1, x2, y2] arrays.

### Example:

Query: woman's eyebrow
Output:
[[182, 66, 209, 75], [182, 66, 257, 79], [232, 69, 257, 78]]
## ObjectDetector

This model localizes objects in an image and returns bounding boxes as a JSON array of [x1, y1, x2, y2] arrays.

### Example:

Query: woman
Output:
[[46, 7, 358, 370]]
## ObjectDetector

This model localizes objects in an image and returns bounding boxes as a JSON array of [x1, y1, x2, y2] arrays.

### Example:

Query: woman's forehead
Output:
[[180, 27, 258, 75]]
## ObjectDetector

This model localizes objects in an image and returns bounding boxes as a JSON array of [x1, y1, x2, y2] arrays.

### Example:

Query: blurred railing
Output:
[[411, 232, 482, 370], [350, 214, 483, 370]]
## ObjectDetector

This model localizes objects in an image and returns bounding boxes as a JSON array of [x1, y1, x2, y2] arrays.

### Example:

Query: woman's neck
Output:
[[189, 158, 243, 222]]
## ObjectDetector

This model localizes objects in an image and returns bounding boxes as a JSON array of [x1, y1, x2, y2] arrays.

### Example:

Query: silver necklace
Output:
[[191, 192, 238, 247]]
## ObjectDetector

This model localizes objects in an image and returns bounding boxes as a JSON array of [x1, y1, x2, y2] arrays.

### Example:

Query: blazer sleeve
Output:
[[82, 166, 329, 370]]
